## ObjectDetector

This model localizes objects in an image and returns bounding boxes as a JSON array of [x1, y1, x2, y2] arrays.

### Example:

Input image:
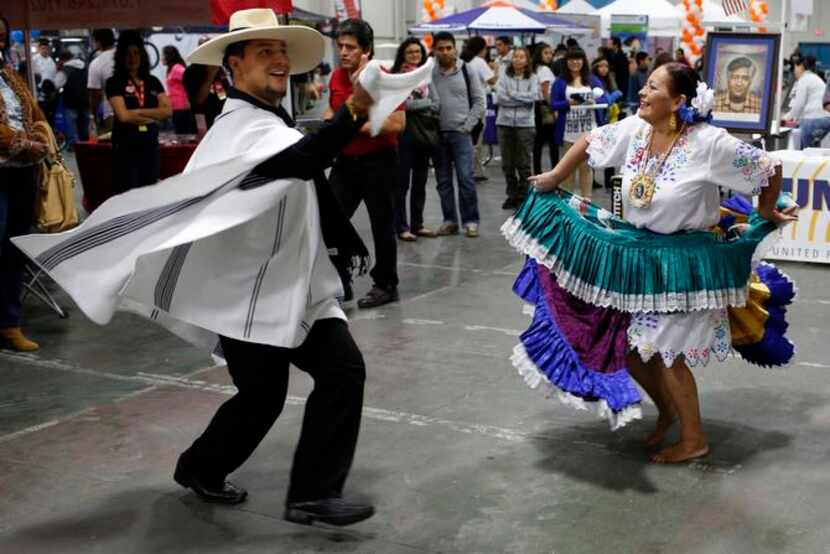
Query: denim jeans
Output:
[[435, 131, 480, 226], [0, 167, 37, 327], [799, 117, 830, 149], [395, 132, 437, 233], [63, 108, 89, 149]]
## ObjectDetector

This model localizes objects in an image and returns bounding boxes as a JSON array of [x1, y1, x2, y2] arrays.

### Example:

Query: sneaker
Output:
[[465, 223, 479, 238], [357, 285, 400, 309], [474, 175, 489, 182], [436, 223, 459, 236]]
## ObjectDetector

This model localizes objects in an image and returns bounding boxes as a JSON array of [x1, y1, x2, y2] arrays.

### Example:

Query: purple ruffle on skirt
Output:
[[733, 262, 797, 367], [515, 258, 641, 419]]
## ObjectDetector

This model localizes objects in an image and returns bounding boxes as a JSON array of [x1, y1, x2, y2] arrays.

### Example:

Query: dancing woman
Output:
[[503, 63, 798, 463]]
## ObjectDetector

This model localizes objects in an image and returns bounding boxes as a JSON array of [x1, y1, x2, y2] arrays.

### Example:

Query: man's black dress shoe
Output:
[[174, 461, 248, 505], [284, 498, 375, 526]]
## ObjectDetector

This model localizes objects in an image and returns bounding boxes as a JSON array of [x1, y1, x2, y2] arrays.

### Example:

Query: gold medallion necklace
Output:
[[629, 123, 685, 209]]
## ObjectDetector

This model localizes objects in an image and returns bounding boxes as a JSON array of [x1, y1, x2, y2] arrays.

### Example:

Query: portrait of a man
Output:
[[713, 56, 763, 114], [704, 32, 780, 133]]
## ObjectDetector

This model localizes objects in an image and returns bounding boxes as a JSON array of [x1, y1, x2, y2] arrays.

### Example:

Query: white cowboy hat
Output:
[[187, 8, 325, 75]]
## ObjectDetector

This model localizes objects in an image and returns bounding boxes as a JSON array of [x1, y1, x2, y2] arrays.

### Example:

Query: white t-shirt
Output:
[[87, 49, 116, 118], [535, 65, 554, 85], [32, 54, 57, 86], [563, 85, 595, 143], [467, 56, 494, 89]]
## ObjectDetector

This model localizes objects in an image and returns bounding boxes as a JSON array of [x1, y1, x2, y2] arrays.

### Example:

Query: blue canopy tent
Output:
[[408, 3, 591, 35]]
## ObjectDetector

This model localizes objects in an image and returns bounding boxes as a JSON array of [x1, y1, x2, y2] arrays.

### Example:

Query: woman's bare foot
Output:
[[645, 413, 677, 447], [650, 438, 709, 464]]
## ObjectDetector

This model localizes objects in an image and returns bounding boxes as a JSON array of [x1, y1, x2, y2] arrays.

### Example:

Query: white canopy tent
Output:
[[555, 0, 597, 15], [592, 0, 682, 38]]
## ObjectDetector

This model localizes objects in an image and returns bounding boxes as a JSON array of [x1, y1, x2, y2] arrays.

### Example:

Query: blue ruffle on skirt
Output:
[[732, 262, 797, 367], [513, 259, 642, 429]]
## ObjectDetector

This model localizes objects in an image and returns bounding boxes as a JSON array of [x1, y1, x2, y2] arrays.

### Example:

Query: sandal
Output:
[[398, 231, 417, 242]]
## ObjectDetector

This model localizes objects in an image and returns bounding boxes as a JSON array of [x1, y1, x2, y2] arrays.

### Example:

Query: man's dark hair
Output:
[[92, 29, 116, 49], [495, 35, 511, 47], [222, 40, 250, 75], [727, 56, 757, 76], [565, 37, 579, 48], [433, 31, 456, 48], [461, 36, 487, 63], [335, 18, 374, 53], [38, 38, 50, 47], [635, 51, 649, 64], [623, 36, 635, 47], [611, 36, 622, 49]]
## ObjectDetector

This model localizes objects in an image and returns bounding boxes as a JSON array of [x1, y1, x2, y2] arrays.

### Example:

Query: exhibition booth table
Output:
[[767, 148, 830, 264], [75, 139, 197, 212]]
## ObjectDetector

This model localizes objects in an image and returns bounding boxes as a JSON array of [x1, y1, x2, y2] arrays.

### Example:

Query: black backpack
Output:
[[62, 65, 89, 110]]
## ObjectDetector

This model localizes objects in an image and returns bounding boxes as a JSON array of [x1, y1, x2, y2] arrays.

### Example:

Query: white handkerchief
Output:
[[358, 58, 435, 136]]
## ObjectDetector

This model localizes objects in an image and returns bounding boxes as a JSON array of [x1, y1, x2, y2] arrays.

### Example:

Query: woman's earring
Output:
[[670, 112, 678, 132]]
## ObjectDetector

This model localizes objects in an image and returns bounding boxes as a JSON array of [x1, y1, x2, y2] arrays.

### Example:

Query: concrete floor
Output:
[[1, 158, 829, 554]]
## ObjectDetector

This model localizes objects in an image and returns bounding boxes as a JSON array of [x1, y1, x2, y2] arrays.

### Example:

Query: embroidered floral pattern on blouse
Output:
[[586, 123, 619, 168], [732, 141, 778, 193]]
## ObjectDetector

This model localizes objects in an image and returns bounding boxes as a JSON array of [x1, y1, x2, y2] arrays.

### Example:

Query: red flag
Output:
[[722, 0, 748, 16], [211, 0, 294, 25]]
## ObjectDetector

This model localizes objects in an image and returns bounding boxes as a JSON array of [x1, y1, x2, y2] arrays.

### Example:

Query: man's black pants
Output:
[[329, 149, 399, 290], [178, 318, 366, 504]]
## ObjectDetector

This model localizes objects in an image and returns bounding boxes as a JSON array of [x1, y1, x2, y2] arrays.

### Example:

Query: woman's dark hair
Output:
[[461, 36, 487, 63], [113, 29, 151, 81], [162, 45, 187, 75], [335, 18, 374, 54], [506, 46, 532, 79], [531, 41, 551, 73], [662, 62, 700, 107], [591, 56, 614, 90], [563, 46, 590, 84], [391, 37, 426, 73], [0, 15, 10, 64], [652, 52, 674, 72]]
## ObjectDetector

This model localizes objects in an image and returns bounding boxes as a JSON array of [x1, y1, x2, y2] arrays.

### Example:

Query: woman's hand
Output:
[[758, 204, 799, 226], [528, 170, 559, 192]]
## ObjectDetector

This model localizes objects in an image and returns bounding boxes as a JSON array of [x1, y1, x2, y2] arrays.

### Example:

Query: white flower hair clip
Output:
[[691, 81, 714, 119]]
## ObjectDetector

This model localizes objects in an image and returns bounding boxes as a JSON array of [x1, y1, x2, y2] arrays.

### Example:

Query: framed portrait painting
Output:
[[703, 32, 781, 134]]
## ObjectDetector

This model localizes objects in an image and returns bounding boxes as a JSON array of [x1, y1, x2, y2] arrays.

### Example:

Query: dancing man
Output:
[[14, 9, 432, 525]]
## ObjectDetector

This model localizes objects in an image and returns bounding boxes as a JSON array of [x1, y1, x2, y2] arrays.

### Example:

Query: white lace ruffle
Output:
[[511, 343, 643, 431], [501, 218, 750, 313]]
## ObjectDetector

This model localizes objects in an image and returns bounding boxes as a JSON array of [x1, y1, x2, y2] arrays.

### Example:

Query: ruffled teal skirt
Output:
[[502, 190, 796, 429]]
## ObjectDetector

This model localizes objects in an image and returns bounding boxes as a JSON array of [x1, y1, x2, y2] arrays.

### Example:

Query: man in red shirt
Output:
[[325, 19, 405, 309]]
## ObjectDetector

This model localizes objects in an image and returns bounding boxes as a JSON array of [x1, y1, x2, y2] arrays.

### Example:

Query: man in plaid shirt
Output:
[[713, 56, 763, 114]]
